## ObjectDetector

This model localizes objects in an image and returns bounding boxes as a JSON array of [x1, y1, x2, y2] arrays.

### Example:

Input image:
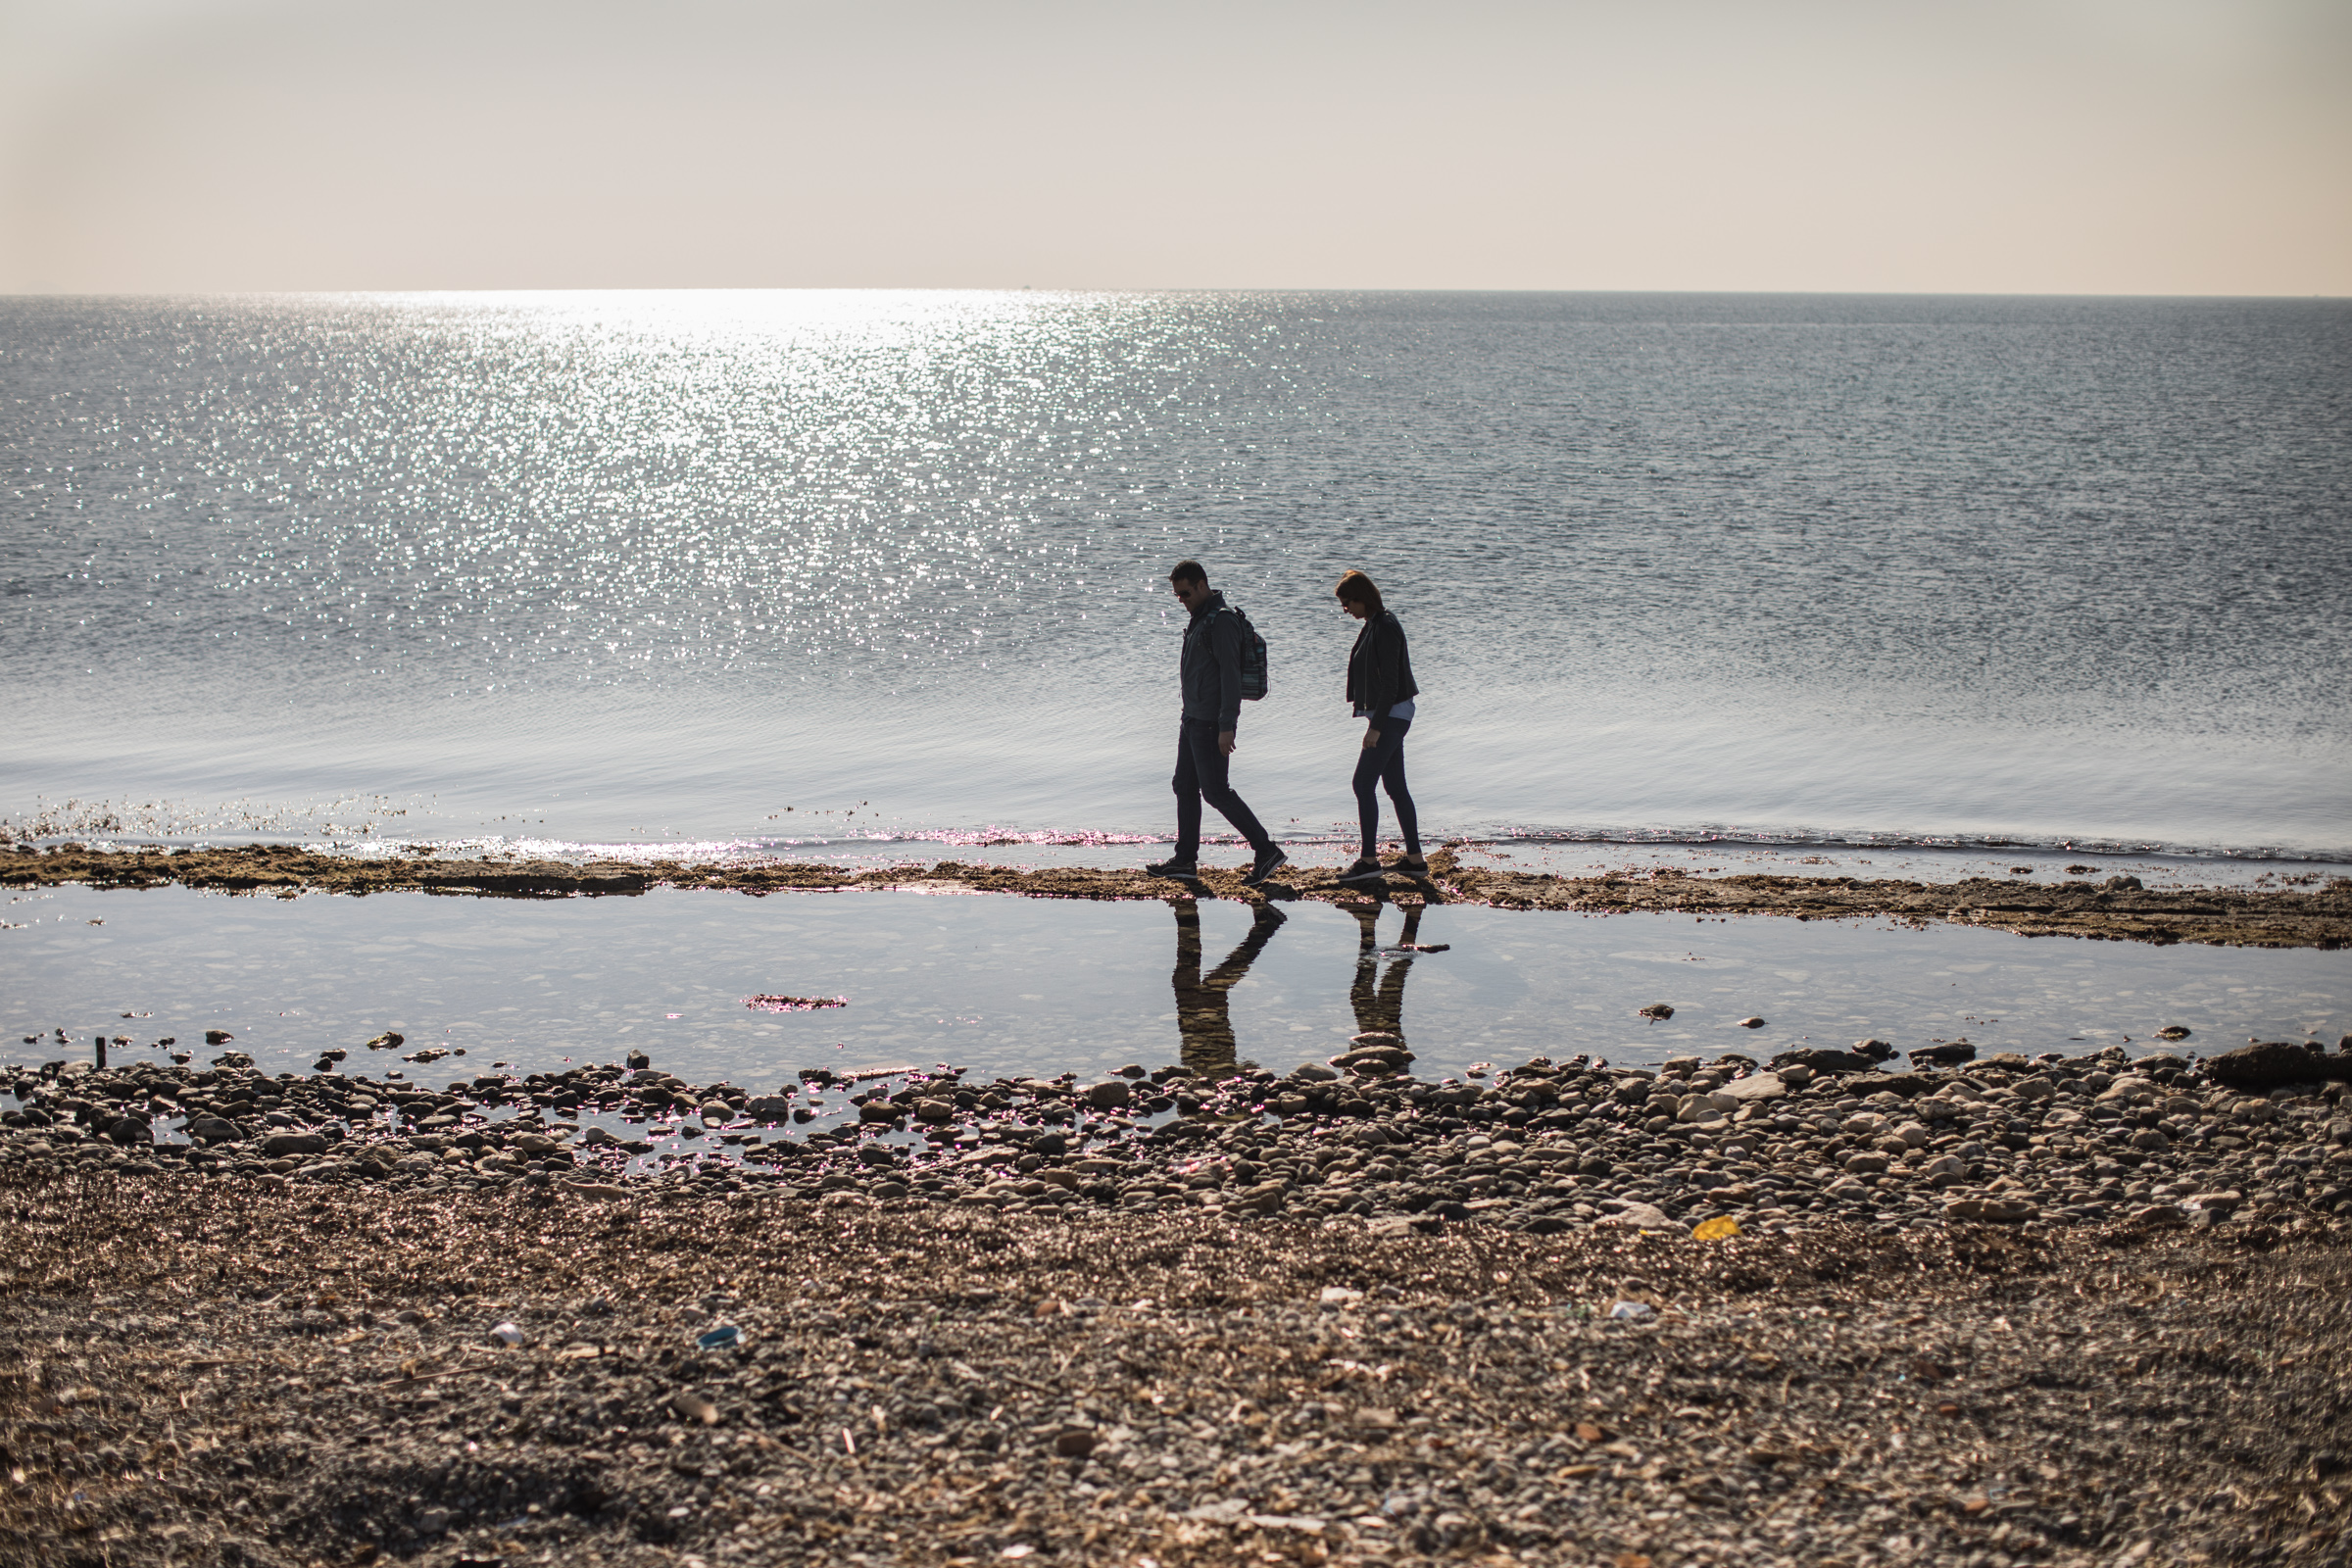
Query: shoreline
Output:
[[10, 1033, 2349, 1234], [8, 844, 2350, 949]]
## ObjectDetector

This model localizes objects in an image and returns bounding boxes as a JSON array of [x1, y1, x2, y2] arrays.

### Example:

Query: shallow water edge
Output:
[[9, 844, 2349, 950]]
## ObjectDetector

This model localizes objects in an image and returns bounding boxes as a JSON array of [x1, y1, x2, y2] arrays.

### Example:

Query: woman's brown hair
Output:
[[1335, 569, 1383, 616]]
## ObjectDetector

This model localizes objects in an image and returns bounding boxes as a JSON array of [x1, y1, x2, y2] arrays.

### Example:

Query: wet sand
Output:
[[9, 844, 2349, 950]]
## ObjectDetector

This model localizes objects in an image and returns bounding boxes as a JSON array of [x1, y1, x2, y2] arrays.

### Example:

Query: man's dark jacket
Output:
[[1180, 590, 1250, 733], [1346, 609, 1418, 720]]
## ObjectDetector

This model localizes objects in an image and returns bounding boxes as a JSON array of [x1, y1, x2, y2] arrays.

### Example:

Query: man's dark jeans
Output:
[[1172, 717, 1272, 861]]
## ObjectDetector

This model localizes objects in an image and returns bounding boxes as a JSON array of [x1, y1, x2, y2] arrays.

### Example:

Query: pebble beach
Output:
[[8, 972, 2352, 1566]]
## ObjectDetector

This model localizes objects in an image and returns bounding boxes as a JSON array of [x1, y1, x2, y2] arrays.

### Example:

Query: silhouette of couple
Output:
[[1144, 559, 1425, 891], [1169, 897, 1427, 1079]]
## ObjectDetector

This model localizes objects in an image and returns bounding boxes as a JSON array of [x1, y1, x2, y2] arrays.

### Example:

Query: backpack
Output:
[[1220, 604, 1270, 701]]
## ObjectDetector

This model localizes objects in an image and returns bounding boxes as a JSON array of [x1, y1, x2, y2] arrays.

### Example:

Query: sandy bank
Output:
[[9, 845, 2349, 949]]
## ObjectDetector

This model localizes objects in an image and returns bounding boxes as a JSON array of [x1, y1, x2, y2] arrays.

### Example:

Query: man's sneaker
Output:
[[1241, 845, 1290, 888], [1336, 857, 1387, 884], [1388, 853, 1431, 879], [1143, 857, 1200, 880]]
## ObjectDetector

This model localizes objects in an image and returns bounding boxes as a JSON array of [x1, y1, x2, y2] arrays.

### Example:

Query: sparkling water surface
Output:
[[6, 291, 2348, 858]]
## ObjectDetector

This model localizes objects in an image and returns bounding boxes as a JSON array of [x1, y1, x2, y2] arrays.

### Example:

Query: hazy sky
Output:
[[2, 0, 2345, 294]]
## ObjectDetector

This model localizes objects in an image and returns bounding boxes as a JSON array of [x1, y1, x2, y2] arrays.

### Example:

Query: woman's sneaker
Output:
[[1241, 845, 1291, 888], [1336, 857, 1387, 884], [1143, 857, 1200, 880], [1388, 853, 1431, 879]]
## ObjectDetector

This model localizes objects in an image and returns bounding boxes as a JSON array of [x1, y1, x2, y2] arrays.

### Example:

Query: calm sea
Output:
[[6, 291, 2348, 860]]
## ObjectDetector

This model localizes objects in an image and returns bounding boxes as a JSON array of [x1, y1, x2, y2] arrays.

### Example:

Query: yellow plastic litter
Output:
[[1691, 1216, 1741, 1242]]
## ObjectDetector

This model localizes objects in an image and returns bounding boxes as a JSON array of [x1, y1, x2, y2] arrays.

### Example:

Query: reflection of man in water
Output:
[[1171, 901, 1286, 1079], [1350, 901, 1422, 1042]]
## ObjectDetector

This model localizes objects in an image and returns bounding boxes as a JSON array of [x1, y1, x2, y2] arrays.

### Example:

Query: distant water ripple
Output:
[[4, 291, 2347, 857]]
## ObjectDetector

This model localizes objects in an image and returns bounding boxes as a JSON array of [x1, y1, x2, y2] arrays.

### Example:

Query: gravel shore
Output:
[[9, 1036, 2352, 1564], [10, 1034, 2351, 1237], [5, 1173, 2350, 1568], [9, 844, 2348, 949]]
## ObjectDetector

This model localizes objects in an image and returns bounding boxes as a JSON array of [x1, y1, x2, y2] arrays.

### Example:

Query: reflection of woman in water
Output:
[[1170, 900, 1286, 1079], [1350, 900, 1422, 1043]]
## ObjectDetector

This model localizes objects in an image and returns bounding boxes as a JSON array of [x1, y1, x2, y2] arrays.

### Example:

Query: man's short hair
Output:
[[1169, 560, 1207, 587]]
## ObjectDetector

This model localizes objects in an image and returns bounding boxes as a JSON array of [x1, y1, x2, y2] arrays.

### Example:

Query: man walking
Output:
[[1146, 560, 1288, 887]]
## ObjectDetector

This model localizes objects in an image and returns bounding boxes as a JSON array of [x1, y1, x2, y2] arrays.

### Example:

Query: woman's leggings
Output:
[[1352, 716, 1420, 859]]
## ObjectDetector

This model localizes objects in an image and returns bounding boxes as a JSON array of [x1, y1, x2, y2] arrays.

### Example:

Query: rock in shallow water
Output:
[[2207, 1041, 2352, 1093]]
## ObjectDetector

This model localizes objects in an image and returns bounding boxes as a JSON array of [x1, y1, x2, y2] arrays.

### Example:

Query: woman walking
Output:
[[1335, 569, 1425, 883]]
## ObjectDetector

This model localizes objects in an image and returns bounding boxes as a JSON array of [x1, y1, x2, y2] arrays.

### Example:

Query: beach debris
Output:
[[696, 1325, 742, 1350], [1607, 1300, 1657, 1320], [669, 1390, 719, 1425], [1638, 1004, 1674, 1021], [489, 1322, 527, 1347], [743, 994, 848, 1012], [1691, 1217, 1741, 1242]]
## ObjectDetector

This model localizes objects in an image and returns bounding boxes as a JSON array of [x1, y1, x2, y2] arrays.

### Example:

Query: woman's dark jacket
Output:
[[1346, 609, 1418, 719]]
